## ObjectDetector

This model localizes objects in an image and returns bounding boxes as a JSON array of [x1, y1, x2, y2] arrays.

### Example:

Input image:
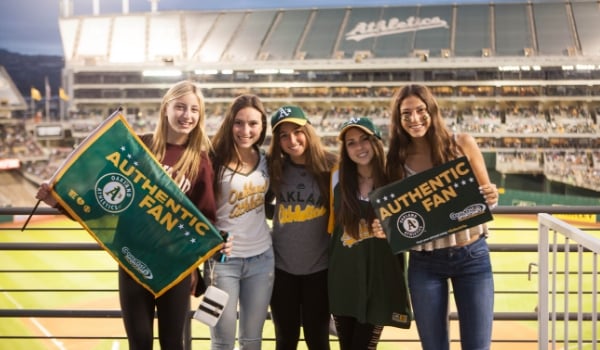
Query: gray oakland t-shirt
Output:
[[271, 160, 329, 275]]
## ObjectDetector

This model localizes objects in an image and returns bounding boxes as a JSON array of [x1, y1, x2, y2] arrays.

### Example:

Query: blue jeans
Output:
[[205, 247, 275, 350], [408, 236, 494, 350]]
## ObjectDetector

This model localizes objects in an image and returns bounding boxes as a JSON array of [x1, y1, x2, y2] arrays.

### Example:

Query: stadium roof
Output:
[[59, 0, 600, 71], [0, 66, 27, 113]]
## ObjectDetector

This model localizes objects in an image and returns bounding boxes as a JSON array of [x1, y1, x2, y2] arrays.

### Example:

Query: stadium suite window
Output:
[[75, 74, 101, 84]]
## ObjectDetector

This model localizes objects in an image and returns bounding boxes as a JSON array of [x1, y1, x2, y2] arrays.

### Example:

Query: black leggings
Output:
[[333, 315, 383, 350], [270, 268, 330, 350], [118, 267, 191, 350]]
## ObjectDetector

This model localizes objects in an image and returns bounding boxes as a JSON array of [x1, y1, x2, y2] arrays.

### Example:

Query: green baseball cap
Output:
[[270, 105, 310, 130], [339, 117, 382, 140]]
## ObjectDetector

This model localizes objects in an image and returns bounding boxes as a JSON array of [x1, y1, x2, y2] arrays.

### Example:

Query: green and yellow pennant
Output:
[[47, 110, 223, 297]]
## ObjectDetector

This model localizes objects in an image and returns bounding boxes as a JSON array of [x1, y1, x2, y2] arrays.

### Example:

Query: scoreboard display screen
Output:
[[35, 124, 63, 139], [0, 158, 20, 170]]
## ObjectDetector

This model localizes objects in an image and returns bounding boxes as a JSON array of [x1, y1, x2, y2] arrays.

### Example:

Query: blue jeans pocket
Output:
[[468, 236, 489, 258]]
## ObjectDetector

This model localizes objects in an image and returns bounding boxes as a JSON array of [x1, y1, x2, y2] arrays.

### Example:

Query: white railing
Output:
[[537, 213, 600, 349]]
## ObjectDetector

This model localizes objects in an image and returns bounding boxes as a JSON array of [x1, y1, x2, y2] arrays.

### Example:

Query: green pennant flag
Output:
[[47, 110, 223, 297], [369, 157, 493, 253]]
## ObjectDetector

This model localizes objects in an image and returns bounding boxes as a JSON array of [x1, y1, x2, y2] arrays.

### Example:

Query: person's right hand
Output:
[[372, 219, 387, 239], [36, 182, 58, 207]]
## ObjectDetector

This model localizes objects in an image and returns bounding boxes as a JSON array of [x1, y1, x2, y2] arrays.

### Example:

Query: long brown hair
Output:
[[149, 80, 210, 184], [210, 94, 267, 197], [268, 122, 337, 206], [338, 132, 387, 239], [386, 84, 460, 181]]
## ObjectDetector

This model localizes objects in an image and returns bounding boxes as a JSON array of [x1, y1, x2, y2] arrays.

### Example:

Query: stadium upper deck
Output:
[[60, 1, 600, 65], [57, 0, 600, 144]]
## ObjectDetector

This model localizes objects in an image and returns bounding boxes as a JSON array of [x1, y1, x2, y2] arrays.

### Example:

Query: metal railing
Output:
[[0, 206, 599, 349], [537, 213, 599, 349]]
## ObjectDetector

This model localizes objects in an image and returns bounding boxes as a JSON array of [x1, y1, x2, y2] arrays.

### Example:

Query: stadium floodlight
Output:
[[221, 69, 234, 75], [254, 68, 279, 74], [279, 69, 295, 74], [498, 65, 520, 72], [194, 69, 219, 75], [520, 66, 531, 71], [561, 65, 575, 71], [575, 64, 595, 71], [142, 69, 182, 77]]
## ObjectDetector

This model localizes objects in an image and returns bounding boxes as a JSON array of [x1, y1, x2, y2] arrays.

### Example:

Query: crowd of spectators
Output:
[[496, 151, 543, 174], [0, 102, 598, 207], [544, 151, 600, 193], [0, 123, 45, 160], [177, 84, 600, 101]]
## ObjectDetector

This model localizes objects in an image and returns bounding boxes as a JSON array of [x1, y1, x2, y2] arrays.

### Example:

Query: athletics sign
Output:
[[46, 110, 223, 297], [369, 157, 493, 253], [345, 16, 449, 42]]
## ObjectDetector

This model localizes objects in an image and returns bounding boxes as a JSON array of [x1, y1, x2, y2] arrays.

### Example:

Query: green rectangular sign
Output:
[[369, 157, 493, 253]]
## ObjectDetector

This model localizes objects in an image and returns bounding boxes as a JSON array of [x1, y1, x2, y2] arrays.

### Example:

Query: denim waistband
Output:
[[411, 234, 485, 256]]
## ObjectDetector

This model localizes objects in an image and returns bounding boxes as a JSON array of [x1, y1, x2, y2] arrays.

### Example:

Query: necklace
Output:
[[357, 169, 373, 200], [358, 179, 373, 201]]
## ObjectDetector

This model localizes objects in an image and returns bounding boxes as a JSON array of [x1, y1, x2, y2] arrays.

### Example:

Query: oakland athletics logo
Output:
[[396, 211, 425, 239], [95, 173, 134, 213]]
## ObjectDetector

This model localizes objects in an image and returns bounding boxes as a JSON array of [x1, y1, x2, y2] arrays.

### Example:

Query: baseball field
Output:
[[1, 212, 598, 350]]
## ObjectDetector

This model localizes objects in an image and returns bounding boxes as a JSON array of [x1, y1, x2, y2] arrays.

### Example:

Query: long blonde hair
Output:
[[150, 80, 211, 184]]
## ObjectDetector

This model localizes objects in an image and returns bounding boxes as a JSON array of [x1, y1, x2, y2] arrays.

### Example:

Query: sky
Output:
[[0, 0, 538, 56]]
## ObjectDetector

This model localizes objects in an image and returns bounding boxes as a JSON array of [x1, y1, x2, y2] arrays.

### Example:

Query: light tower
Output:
[[59, 0, 73, 17], [92, 0, 99, 15], [149, 0, 160, 13]]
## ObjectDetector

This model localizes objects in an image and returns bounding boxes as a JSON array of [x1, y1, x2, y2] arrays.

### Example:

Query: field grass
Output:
[[0, 213, 598, 349]]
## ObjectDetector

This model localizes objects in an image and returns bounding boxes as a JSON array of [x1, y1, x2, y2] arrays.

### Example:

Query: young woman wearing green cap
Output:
[[328, 117, 412, 350], [267, 105, 337, 350]]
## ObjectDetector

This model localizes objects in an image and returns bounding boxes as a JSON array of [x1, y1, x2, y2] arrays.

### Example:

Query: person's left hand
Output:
[[221, 235, 233, 256], [479, 183, 499, 209]]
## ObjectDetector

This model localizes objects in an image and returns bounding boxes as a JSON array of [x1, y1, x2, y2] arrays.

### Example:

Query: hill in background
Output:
[[0, 49, 63, 99]]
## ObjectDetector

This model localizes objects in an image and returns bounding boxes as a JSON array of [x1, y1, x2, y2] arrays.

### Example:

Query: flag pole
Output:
[[21, 199, 41, 231], [45, 76, 50, 122]]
